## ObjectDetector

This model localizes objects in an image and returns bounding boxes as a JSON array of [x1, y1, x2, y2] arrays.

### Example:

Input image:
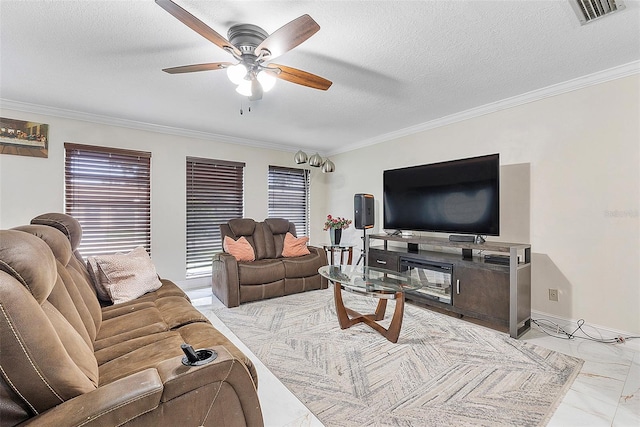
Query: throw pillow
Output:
[[223, 236, 255, 261], [86, 256, 112, 302], [94, 246, 162, 305], [282, 232, 310, 257]]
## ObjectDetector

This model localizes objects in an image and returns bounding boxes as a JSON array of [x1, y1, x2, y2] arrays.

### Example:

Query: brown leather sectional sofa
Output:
[[0, 213, 263, 427], [212, 218, 328, 307]]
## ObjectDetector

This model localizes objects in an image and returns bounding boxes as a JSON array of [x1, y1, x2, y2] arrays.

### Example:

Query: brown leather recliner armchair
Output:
[[211, 218, 328, 308], [0, 213, 263, 427]]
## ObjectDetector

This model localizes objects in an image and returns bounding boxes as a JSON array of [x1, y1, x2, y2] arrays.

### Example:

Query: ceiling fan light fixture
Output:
[[156, 3, 333, 99], [227, 63, 247, 85], [236, 79, 252, 96], [308, 153, 323, 167], [257, 70, 276, 92]]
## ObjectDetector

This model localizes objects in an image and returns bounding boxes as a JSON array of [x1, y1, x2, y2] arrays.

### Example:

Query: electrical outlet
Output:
[[548, 289, 559, 302]]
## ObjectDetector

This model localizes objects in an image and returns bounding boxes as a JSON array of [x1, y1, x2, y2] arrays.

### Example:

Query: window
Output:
[[186, 157, 244, 277], [268, 166, 310, 236], [64, 143, 151, 258]]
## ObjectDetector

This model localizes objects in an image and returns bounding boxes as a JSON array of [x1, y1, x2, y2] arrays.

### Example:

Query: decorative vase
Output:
[[329, 228, 342, 245]]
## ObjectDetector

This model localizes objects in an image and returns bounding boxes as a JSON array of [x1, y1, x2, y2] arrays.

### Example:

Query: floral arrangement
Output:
[[323, 214, 352, 230]]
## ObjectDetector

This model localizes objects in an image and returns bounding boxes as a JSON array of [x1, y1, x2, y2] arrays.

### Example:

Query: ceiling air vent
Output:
[[570, 0, 626, 25]]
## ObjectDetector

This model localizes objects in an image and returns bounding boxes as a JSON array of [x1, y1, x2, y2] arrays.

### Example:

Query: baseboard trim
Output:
[[175, 276, 211, 291], [531, 310, 640, 352]]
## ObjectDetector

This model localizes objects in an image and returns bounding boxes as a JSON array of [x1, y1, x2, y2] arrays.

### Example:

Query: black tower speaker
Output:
[[354, 194, 374, 230]]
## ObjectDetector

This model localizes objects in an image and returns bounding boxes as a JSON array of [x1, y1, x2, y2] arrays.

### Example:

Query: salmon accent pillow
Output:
[[223, 236, 255, 261], [282, 232, 310, 257]]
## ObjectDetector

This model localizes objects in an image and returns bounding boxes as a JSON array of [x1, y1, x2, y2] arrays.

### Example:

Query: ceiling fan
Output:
[[156, 0, 332, 101]]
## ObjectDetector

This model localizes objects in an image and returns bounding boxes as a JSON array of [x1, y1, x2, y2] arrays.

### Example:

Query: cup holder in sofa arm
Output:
[[181, 343, 218, 366]]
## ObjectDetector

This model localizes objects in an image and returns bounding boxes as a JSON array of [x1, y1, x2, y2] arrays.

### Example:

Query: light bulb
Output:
[[227, 63, 247, 85], [236, 79, 252, 97], [257, 71, 276, 92]]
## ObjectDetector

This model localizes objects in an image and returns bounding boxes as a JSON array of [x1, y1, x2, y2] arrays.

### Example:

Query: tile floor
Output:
[[185, 287, 640, 427]]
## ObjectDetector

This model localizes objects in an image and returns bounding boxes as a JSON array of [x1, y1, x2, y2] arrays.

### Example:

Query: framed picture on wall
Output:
[[0, 117, 49, 158]]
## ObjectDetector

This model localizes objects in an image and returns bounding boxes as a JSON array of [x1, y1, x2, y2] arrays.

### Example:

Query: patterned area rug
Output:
[[213, 288, 583, 427]]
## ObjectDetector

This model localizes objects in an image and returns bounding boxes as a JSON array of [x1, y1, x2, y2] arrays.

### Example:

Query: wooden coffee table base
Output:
[[333, 282, 405, 343]]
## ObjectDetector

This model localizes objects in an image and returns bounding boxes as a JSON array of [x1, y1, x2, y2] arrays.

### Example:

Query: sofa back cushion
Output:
[[0, 230, 57, 303], [0, 231, 98, 420], [31, 212, 83, 252], [223, 218, 267, 261], [13, 225, 97, 345], [31, 213, 102, 334], [222, 218, 298, 260], [1, 274, 98, 417], [264, 218, 297, 258]]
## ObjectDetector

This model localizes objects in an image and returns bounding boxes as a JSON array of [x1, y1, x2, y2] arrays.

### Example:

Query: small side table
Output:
[[322, 244, 354, 265]]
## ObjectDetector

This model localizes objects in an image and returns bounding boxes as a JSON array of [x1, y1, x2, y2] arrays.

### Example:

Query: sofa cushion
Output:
[[223, 236, 255, 261], [237, 259, 285, 285], [264, 218, 292, 235], [93, 247, 163, 304], [264, 218, 296, 258], [12, 225, 73, 267], [228, 218, 256, 237], [0, 275, 98, 414], [282, 232, 310, 257], [0, 230, 57, 303], [31, 212, 83, 252], [86, 256, 112, 301], [97, 307, 165, 341], [281, 252, 325, 278]]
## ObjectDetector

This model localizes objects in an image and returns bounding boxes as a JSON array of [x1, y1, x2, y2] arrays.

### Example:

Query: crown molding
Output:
[[2, 60, 638, 157], [329, 60, 640, 156], [0, 99, 296, 153]]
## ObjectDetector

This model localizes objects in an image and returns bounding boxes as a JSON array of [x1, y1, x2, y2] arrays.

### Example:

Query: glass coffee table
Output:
[[318, 265, 425, 343]]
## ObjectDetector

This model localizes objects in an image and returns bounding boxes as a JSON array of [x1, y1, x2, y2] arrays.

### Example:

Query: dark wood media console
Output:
[[366, 234, 531, 338]]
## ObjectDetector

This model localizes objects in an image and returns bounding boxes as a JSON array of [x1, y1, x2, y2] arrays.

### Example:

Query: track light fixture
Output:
[[292, 150, 334, 173], [308, 153, 323, 167], [294, 150, 308, 164], [321, 158, 335, 173]]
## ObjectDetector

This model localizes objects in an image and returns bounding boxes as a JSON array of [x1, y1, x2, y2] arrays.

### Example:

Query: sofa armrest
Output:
[[21, 349, 263, 427], [212, 252, 240, 307], [307, 245, 327, 262], [20, 369, 163, 426], [308, 246, 329, 288], [155, 347, 262, 426]]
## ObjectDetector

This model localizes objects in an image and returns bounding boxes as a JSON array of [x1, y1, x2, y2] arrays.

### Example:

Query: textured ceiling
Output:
[[1, 0, 639, 155]]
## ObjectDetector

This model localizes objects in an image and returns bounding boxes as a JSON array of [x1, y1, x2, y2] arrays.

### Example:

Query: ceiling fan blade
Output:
[[266, 64, 332, 90], [155, 0, 241, 57], [255, 14, 320, 60], [162, 62, 233, 74]]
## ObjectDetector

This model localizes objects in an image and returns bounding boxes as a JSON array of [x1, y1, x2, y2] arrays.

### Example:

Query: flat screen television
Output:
[[383, 154, 500, 236]]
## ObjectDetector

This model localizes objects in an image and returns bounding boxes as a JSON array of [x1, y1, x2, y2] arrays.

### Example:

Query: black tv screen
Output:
[[383, 154, 500, 236]]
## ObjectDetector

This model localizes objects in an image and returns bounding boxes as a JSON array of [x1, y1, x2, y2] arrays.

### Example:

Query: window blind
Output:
[[268, 165, 310, 236], [186, 157, 244, 277], [64, 143, 151, 258]]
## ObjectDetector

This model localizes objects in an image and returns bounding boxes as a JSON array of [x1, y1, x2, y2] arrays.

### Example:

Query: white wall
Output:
[[325, 75, 639, 334], [0, 110, 330, 284], [2, 75, 637, 334]]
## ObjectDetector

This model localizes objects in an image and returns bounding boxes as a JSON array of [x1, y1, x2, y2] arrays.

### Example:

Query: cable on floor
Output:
[[531, 318, 640, 344]]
